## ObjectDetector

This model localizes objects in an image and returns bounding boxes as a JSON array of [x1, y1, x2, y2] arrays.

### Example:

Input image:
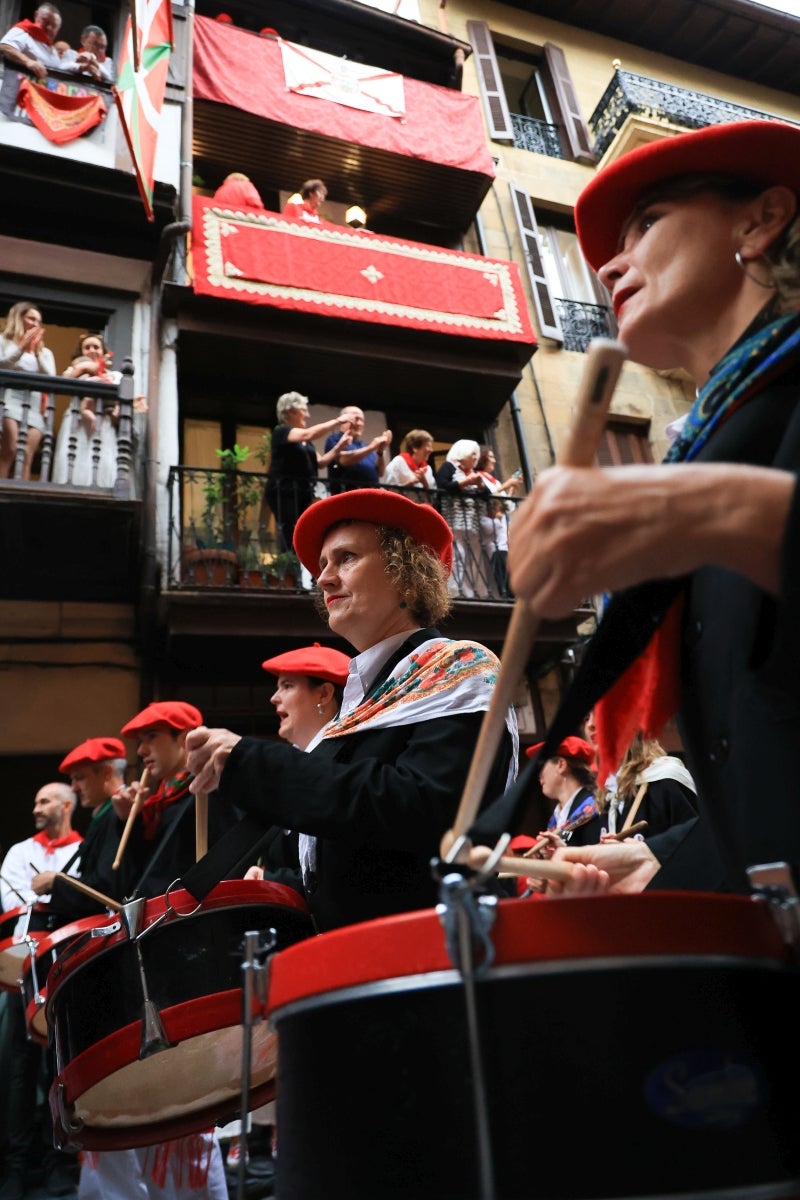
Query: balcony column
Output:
[[155, 317, 180, 571]]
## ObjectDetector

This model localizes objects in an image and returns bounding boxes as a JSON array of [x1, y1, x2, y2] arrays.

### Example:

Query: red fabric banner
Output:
[[192, 16, 494, 179], [192, 197, 536, 345], [16, 78, 106, 143]]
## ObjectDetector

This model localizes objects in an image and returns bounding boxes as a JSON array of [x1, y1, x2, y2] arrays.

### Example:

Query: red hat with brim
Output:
[[120, 701, 203, 738], [293, 488, 453, 577], [575, 120, 800, 273], [525, 736, 596, 767], [59, 737, 127, 774], [262, 642, 351, 686]]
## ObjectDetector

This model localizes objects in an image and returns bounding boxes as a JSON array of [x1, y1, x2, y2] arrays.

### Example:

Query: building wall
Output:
[[422, 0, 800, 478]]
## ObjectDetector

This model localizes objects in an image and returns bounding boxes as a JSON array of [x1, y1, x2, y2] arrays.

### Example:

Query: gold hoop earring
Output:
[[734, 250, 775, 290]]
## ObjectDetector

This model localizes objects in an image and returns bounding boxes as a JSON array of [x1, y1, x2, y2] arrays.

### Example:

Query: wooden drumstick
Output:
[[606, 820, 648, 841], [112, 767, 150, 871], [29, 865, 121, 912], [195, 792, 208, 862], [467, 846, 574, 884], [442, 339, 627, 859]]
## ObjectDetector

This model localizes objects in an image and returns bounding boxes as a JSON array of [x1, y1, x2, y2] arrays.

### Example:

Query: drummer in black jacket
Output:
[[31, 736, 130, 916], [186, 489, 518, 933]]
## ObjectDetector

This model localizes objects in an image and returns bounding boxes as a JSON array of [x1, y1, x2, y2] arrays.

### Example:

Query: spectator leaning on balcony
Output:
[[0, 3, 62, 79], [325, 404, 392, 491], [265, 391, 352, 558], [382, 428, 436, 494], [435, 439, 492, 598], [0, 301, 56, 480], [213, 171, 265, 210], [283, 178, 328, 224], [63, 23, 114, 82]]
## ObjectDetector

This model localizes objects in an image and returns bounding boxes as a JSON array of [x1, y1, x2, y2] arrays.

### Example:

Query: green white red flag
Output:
[[113, 0, 173, 221]]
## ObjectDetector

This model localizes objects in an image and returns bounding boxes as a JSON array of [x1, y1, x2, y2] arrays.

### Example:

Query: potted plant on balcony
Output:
[[273, 549, 301, 589], [183, 443, 264, 586]]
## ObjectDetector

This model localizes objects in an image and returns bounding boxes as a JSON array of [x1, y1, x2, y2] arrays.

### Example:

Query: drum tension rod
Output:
[[746, 862, 800, 954], [432, 860, 500, 1200]]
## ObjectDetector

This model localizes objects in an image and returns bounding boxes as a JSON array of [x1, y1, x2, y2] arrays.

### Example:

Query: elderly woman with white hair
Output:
[[265, 390, 352, 555], [434, 438, 492, 597]]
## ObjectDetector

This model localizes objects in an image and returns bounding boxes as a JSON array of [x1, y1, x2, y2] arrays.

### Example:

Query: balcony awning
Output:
[[191, 196, 536, 346], [192, 16, 494, 234]]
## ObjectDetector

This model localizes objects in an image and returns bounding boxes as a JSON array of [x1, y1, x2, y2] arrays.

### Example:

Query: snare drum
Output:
[[21, 914, 109, 1045], [0, 902, 56, 991], [267, 892, 800, 1200], [48, 878, 312, 1151]]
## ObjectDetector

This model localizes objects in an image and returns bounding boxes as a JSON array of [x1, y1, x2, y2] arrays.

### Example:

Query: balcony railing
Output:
[[510, 113, 565, 159], [554, 299, 615, 353], [589, 69, 782, 159], [167, 466, 522, 603], [0, 359, 143, 498]]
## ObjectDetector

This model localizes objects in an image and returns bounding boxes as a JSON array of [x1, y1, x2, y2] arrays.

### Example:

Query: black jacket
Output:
[[218, 629, 514, 931]]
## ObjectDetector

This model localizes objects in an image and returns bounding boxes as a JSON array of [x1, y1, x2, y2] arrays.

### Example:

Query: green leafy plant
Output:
[[273, 550, 301, 584]]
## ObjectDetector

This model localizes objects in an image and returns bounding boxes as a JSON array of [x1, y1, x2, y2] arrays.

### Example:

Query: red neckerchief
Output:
[[15, 18, 53, 44], [400, 451, 418, 473], [32, 829, 83, 856], [141, 770, 194, 840]]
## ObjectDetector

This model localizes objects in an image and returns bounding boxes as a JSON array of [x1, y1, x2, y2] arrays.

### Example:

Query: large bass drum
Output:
[[267, 892, 800, 1200], [48, 879, 313, 1151]]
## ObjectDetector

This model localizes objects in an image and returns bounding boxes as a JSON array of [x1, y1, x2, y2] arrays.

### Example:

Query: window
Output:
[[466, 21, 594, 164], [508, 185, 614, 349], [596, 419, 654, 466]]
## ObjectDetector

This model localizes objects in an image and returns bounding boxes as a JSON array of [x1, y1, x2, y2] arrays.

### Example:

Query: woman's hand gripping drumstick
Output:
[[111, 767, 150, 871], [440, 339, 627, 874]]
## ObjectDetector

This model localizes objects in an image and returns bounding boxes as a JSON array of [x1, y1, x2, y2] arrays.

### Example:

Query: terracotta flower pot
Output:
[[182, 548, 239, 587]]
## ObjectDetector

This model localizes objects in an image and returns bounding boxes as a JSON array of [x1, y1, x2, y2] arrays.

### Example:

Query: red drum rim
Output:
[[267, 891, 789, 1014], [52, 987, 275, 1149], [48, 878, 309, 990]]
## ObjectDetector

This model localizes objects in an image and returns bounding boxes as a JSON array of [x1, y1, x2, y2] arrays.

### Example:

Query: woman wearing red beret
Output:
[[187, 489, 518, 932], [505, 120, 800, 896]]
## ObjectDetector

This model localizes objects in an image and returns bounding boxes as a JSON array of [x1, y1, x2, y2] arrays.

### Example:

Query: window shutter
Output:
[[466, 20, 514, 142], [597, 421, 654, 467], [543, 43, 595, 165], [166, 4, 187, 96], [509, 183, 563, 343]]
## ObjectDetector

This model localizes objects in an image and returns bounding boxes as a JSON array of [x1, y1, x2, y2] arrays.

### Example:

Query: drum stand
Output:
[[433, 847, 507, 1200], [236, 928, 276, 1200]]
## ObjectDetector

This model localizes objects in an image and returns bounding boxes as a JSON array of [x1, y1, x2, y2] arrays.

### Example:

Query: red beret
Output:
[[59, 737, 127, 774], [525, 736, 596, 768], [261, 642, 351, 686], [575, 120, 800, 273], [214, 12, 233, 21], [293, 489, 453, 577], [120, 701, 203, 738], [508, 834, 537, 854]]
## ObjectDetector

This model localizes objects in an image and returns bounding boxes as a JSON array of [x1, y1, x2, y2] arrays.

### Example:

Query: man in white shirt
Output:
[[63, 23, 115, 83], [0, 3, 62, 79], [0, 782, 81, 1200]]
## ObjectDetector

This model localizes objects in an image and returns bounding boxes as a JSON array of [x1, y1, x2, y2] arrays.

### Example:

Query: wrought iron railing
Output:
[[166, 466, 522, 602], [553, 299, 615, 353], [510, 113, 564, 159], [0, 359, 143, 497], [589, 69, 783, 159]]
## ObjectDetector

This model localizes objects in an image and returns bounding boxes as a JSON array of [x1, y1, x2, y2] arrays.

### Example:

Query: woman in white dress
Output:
[[53, 332, 123, 487], [0, 301, 56, 479]]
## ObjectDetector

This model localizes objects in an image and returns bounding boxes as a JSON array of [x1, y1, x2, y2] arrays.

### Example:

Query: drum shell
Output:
[[268, 892, 800, 1200], [0, 903, 60, 991], [21, 914, 108, 1045], [48, 879, 313, 1150]]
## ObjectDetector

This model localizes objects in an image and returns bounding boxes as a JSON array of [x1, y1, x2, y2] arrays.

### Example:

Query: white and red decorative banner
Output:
[[192, 197, 536, 346], [193, 16, 494, 178], [278, 38, 405, 119], [113, 0, 173, 221], [16, 78, 106, 143]]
